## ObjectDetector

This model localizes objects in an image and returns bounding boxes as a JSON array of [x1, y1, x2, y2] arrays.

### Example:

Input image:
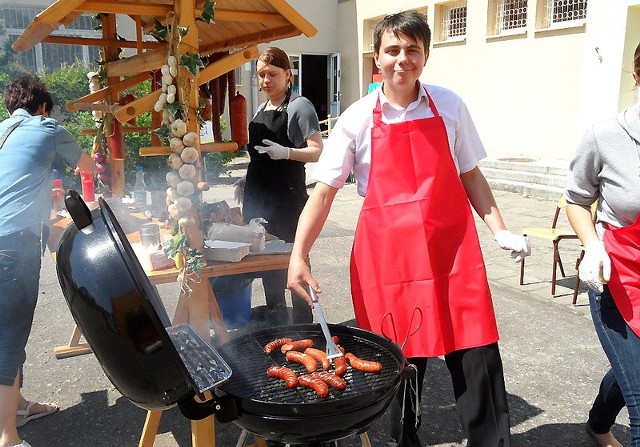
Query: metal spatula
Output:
[[309, 287, 343, 361]]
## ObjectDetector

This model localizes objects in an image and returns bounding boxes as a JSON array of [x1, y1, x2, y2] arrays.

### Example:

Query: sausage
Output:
[[331, 336, 340, 345], [285, 351, 318, 372], [264, 338, 293, 354], [304, 347, 330, 370], [280, 339, 314, 354], [266, 366, 298, 388], [311, 371, 347, 391], [298, 374, 329, 398], [345, 353, 383, 374], [333, 355, 347, 377]]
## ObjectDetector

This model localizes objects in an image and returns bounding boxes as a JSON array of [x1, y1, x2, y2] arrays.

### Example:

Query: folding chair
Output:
[[520, 196, 579, 295]]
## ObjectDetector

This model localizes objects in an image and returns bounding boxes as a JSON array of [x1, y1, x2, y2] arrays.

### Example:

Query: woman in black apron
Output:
[[240, 47, 322, 325]]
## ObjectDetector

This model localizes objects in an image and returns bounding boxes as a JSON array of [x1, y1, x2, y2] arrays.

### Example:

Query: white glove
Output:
[[579, 241, 611, 294], [233, 176, 246, 204], [494, 230, 532, 263], [255, 139, 290, 160]]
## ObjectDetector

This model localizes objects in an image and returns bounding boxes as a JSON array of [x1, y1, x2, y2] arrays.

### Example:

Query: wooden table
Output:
[[48, 203, 286, 447]]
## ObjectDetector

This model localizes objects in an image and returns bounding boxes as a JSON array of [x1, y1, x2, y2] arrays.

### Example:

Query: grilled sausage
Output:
[[298, 374, 329, 398], [345, 353, 383, 374], [304, 347, 331, 370], [280, 339, 314, 354], [333, 355, 348, 377], [285, 351, 318, 372], [311, 371, 347, 391], [266, 366, 298, 388], [332, 336, 340, 345], [264, 338, 293, 354]]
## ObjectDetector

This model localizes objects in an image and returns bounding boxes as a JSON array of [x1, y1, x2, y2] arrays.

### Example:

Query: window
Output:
[[0, 5, 101, 73], [436, 1, 467, 42], [538, 0, 587, 28], [489, 0, 527, 35]]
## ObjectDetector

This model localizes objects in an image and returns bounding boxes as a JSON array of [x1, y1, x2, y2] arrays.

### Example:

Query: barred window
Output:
[[0, 6, 101, 73], [441, 2, 467, 40], [540, 0, 587, 27], [496, 0, 528, 33]]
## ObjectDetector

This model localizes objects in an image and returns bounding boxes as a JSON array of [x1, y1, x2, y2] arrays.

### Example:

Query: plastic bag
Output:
[[206, 217, 267, 252]]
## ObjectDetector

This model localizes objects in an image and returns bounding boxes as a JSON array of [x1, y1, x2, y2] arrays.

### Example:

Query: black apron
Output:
[[243, 92, 308, 242]]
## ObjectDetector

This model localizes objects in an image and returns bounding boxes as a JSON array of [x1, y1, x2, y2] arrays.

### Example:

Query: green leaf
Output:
[[180, 53, 205, 75], [178, 26, 189, 40], [201, 1, 216, 24], [151, 19, 168, 40]]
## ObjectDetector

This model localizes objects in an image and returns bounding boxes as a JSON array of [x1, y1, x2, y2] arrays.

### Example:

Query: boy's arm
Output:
[[287, 182, 339, 304], [460, 166, 530, 261]]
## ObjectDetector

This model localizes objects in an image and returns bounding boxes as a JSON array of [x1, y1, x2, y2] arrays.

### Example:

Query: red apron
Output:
[[350, 91, 499, 358], [603, 213, 640, 336]]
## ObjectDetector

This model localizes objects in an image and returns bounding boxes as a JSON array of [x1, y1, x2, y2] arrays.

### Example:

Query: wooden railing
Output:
[[319, 114, 339, 136]]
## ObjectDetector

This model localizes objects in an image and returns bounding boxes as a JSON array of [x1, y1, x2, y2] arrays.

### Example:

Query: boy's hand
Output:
[[494, 230, 531, 263]]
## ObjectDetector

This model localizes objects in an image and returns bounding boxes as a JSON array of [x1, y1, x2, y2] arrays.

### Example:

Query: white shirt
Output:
[[313, 84, 487, 196]]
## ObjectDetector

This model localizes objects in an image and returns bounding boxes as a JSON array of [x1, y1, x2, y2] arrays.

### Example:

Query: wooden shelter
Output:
[[14, 2, 316, 446], [13, 0, 316, 196]]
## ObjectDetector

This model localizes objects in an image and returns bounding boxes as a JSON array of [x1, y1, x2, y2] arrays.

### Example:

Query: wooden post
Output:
[[102, 13, 125, 197]]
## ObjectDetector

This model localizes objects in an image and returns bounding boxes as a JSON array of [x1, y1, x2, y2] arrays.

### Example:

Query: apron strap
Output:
[[373, 86, 440, 125]]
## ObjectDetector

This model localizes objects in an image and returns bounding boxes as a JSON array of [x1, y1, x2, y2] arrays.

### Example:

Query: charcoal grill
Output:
[[55, 191, 413, 443], [216, 324, 412, 443]]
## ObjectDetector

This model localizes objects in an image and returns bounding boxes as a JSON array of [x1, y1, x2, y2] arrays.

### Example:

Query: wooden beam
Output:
[[112, 89, 162, 124], [211, 9, 289, 25], [199, 26, 300, 56], [66, 72, 151, 112], [139, 142, 238, 156], [12, 0, 87, 51], [106, 48, 167, 77], [81, 126, 151, 135], [41, 35, 164, 50], [78, 0, 172, 16], [198, 46, 259, 86], [265, 0, 317, 37]]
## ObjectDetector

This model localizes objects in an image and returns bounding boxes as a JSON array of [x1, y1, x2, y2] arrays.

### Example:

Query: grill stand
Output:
[[236, 430, 372, 447]]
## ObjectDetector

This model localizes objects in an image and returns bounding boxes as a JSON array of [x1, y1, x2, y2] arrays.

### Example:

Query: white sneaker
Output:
[[12, 441, 32, 447]]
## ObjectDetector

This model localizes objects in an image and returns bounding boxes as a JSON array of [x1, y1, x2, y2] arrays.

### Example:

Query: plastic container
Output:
[[133, 165, 147, 210], [204, 240, 251, 262], [52, 178, 65, 212], [80, 172, 95, 202]]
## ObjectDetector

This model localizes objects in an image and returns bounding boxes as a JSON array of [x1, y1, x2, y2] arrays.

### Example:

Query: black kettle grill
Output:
[[55, 191, 415, 443], [56, 191, 233, 419]]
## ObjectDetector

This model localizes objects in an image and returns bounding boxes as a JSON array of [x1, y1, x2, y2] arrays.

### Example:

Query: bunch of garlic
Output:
[[154, 55, 178, 112], [165, 117, 201, 223], [87, 71, 103, 121]]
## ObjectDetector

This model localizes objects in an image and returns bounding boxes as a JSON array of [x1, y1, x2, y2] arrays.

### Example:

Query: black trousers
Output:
[[388, 343, 511, 447]]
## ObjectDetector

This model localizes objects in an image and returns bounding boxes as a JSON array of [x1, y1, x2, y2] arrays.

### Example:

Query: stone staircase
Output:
[[479, 156, 570, 202]]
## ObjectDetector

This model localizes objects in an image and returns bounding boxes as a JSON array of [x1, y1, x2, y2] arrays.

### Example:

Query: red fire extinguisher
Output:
[[230, 91, 248, 147]]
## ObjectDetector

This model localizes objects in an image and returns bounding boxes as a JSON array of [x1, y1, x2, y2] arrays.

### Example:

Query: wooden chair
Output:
[[520, 196, 580, 295]]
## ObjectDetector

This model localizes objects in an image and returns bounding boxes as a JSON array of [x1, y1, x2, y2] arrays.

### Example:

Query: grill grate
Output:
[[218, 327, 400, 404]]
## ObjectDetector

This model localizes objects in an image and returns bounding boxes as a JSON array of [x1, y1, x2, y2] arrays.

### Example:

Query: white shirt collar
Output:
[[378, 82, 428, 113]]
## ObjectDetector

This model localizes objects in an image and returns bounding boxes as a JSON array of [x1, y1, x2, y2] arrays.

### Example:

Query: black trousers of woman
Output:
[[387, 342, 511, 447]]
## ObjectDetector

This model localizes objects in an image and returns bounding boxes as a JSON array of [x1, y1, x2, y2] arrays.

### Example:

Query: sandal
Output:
[[16, 400, 59, 428]]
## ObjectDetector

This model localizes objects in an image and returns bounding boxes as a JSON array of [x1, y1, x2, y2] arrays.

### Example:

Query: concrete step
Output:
[[479, 156, 569, 201]]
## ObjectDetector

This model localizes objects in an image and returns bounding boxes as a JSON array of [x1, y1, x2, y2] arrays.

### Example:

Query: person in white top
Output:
[[287, 11, 530, 447]]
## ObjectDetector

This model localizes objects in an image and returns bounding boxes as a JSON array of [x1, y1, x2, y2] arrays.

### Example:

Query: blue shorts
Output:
[[0, 228, 42, 386]]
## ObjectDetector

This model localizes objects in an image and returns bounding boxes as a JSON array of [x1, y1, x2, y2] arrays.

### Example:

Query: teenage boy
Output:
[[287, 11, 530, 447]]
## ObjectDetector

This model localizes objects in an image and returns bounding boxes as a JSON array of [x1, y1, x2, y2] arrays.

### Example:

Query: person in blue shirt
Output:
[[0, 74, 95, 447]]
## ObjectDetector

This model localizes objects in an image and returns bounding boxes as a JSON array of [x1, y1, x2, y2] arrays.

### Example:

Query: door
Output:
[[330, 52, 341, 119]]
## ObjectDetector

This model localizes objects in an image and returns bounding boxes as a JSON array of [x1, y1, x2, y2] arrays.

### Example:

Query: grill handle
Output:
[[178, 392, 238, 422], [400, 362, 418, 381]]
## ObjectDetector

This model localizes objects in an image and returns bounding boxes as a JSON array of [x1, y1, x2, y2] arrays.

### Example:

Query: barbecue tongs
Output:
[[309, 287, 343, 362]]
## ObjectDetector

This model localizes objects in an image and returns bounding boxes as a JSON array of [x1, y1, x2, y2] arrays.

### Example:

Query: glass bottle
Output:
[[52, 178, 65, 212], [133, 165, 147, 210]]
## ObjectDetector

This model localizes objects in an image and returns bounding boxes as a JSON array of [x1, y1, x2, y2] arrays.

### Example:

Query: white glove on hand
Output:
[[255, 139, 290, 160], [494, 230, 532, 263], [233, 176, 246, 205], [579, 241, 611, 294]]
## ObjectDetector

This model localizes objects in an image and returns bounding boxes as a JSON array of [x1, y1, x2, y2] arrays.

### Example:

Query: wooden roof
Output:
[[12, 0, 317, 55]]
